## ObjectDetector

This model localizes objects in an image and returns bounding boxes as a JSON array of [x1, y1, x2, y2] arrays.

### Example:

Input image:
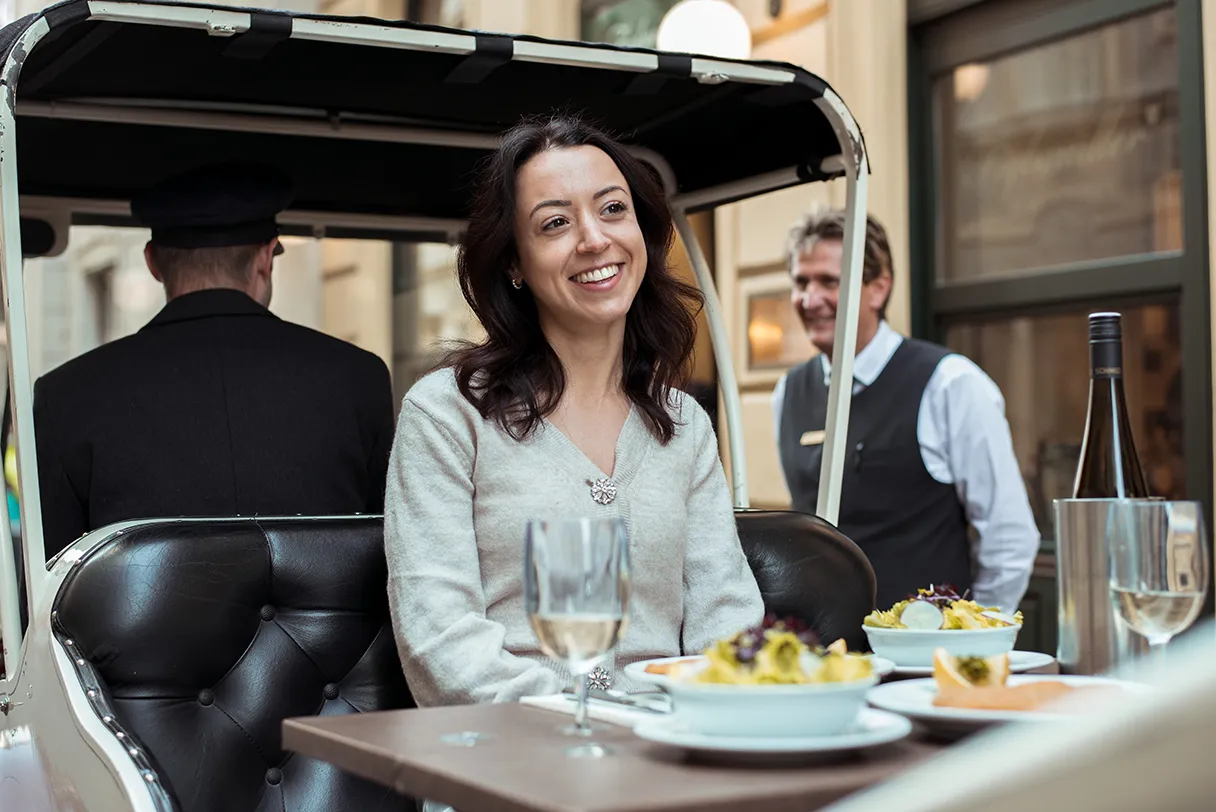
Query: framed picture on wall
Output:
[[735, 270, 816, 387]]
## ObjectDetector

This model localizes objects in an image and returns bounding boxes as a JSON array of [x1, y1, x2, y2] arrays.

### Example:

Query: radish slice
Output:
[[900, 599, 945, 629], [981, 609, 1019, 626]]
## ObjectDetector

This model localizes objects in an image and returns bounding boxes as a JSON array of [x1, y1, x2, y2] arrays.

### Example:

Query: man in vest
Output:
[[772, 209, 1039, 613]]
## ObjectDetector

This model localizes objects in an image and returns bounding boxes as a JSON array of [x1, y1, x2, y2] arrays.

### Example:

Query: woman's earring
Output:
[[511, 277, 523, 290]]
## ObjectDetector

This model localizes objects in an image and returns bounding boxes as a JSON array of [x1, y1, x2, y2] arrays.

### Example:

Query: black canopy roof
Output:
[[0, 0, 865, 243]]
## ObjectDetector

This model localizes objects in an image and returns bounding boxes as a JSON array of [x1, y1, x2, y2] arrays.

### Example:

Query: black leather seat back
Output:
[[735, 509, 877, 651], [52, 518, 414, 812]]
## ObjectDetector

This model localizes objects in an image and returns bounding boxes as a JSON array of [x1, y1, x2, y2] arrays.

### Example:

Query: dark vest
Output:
[[778, 339, 973, 610]]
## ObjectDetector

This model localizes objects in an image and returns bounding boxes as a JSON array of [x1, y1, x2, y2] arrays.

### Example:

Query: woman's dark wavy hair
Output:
[[444, 113, 703, 445]]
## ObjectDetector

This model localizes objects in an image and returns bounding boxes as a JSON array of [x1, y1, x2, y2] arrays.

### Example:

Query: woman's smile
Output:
[[570, 262, 623, 290]]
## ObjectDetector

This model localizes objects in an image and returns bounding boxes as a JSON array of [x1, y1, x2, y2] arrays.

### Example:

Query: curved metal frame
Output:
[[55, 630, 175, 812], [0, 362, 21, 672], [0, 16, 52, 666], [0, 7, 869, 805]]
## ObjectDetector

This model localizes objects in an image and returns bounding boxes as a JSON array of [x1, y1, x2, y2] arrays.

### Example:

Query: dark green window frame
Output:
[[908, 0, 1212, 618]]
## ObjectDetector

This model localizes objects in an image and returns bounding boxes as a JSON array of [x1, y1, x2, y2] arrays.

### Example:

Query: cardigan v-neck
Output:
[[538, 404, 644, 492]]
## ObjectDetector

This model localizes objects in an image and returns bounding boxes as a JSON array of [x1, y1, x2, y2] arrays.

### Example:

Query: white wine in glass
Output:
[[529, 613, 625, 674], [1108, 500, 1208, 664], [1111, 588, 1205, 640], [524, 517, 630, 758]]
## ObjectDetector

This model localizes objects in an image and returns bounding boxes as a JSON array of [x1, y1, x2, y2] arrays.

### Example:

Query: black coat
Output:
[[33, 288, 396, 560]]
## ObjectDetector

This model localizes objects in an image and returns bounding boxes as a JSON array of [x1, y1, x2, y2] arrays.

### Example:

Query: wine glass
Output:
[[524, 517, 630, 758], [1108, 499, 1209, 667]]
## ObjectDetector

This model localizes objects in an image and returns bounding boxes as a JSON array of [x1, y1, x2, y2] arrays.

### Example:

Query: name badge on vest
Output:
[[800, 430, 826, 446]]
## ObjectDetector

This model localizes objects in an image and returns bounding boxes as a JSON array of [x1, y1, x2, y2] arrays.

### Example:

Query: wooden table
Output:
[[284, 702, 945, 812]]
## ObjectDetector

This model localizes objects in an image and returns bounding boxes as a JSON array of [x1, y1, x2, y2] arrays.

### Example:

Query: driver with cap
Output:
[[32, 163, 396, 560]]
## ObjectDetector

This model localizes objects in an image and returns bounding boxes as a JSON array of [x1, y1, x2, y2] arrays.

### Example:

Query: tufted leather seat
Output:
[[50, 511, 873, 811], [52, 518, 415, 812], [735, 508, 877, 651]]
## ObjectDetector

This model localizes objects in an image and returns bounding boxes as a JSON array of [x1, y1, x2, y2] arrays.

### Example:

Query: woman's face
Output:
[[512, 145, 647, 337]]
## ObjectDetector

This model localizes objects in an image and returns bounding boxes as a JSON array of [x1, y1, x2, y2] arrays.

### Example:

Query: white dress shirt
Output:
[[771, 321, 1041, 613]]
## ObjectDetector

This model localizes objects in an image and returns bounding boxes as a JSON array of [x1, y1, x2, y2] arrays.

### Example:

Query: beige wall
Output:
[[271, 238, 324, 330], [460, 0, 579, 38], [823, 0, 910, 337], [716, 0, 911, 507]]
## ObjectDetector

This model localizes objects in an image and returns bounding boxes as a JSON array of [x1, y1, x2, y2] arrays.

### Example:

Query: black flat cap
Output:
[[131, 162, 293, 252]]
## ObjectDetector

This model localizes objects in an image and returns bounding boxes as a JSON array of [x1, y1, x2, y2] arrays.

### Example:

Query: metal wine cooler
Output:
[[1054, 498, 1149, 674]]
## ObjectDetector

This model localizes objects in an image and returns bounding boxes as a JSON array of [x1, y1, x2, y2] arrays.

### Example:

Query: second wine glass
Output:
[[524, 516, 630, 758], [1108, 499, 1208, 668]]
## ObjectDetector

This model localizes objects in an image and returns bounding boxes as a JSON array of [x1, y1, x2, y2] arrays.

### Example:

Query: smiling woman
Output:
[[382, 113, 765, 722]]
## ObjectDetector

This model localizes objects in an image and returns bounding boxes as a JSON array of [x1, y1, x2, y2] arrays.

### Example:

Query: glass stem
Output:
[[1148, 637, 1170, 674], [573, 671, 591, 735]]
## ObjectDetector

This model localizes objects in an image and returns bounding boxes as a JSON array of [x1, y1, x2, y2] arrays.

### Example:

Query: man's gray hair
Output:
[[786, 207, 894, 318]]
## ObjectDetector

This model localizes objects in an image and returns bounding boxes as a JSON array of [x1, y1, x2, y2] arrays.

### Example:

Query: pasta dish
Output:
[[863, 584, 1023, 630], [689, 616, 873, 685]]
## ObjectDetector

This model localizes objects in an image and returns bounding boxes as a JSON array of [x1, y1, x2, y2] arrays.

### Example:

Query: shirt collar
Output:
[[820, 321, 903, 386]]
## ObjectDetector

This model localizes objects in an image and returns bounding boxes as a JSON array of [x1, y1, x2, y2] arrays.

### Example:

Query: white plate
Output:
[[866, 674, 1146, 736], [633, 708, 911, 757], [871, 656, 897, 676], [623, 655, 706, 687], [889, 650, 1056, 677], [624, 653, 896, 687]]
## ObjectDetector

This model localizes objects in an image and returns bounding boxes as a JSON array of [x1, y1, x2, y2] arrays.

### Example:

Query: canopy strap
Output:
[[445, 35, 513, 84], [625, 53, 692, 95], [223, 13, 292, 61]]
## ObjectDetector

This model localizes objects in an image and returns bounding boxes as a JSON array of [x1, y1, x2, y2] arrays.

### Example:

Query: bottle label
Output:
[[1091, 340, 1123, 379]]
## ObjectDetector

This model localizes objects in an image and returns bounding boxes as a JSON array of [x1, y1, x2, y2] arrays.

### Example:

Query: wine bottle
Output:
[[1072, 312, 1150, 498]]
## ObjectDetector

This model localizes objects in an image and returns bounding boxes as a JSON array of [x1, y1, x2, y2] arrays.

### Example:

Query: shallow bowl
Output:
[[663, 664, 878, 738], [863, 624, 1020, 668]]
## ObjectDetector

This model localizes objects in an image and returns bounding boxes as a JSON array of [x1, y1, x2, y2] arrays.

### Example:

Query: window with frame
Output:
[[935, 7, 1180, 281], [911, 0, 1209, 557]]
